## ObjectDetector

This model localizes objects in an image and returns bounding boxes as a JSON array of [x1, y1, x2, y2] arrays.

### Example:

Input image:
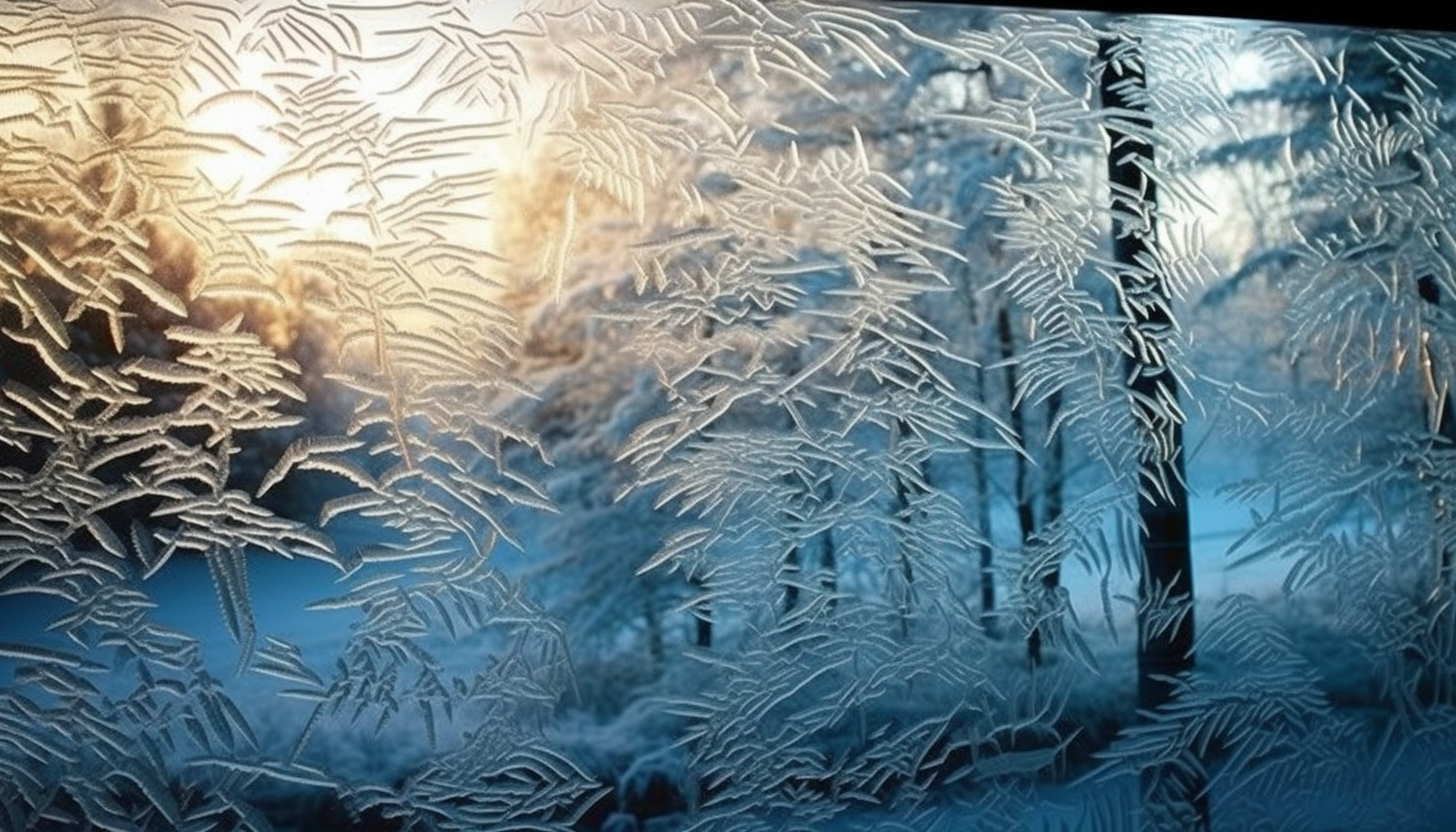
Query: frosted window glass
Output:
[[1, 3, 1453, 830]]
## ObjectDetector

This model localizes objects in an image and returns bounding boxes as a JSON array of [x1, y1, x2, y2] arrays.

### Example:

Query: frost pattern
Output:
[[0, 3, 1454, 832]]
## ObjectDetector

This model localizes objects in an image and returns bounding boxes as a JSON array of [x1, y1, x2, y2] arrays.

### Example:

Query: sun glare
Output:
[[186, 55, 284, 196], [1228, 47, 1271, 92], [182, 3, 537, 259]]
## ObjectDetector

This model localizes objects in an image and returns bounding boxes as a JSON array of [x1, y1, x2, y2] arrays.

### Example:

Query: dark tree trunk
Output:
[[999, 303, 1049, 664], [644, 591, 664, 665], [691, 573, 712, 649], [786, 525, 837, 617], [1419, 275, 1455, 584], [973, 362, 997, 636], [687, 316, 717, 650], [998, 305, 1036, 544], [783, 543, 802, 615], [1045, 390, 1064, 531], [1099, 33, 1205, 832], [819, 532, 837, 610], [1028, 389, 1065, 666], [891, 418, 923, 639], [782, 469, 804, 617], [783, 449, 836, 619], [1418, 274, 1456, 706], [966, 276, 999, 637], [815, 477, 838, 612]]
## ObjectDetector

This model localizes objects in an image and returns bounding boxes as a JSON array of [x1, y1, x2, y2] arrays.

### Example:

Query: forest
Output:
[[1, 1, 1454, 831]]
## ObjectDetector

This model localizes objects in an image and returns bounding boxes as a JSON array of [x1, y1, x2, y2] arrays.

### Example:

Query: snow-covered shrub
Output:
[[619, 748, 699, 822]]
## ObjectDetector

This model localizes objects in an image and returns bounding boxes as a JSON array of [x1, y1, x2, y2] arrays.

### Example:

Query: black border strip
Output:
[[886, 1, 1455, 34]]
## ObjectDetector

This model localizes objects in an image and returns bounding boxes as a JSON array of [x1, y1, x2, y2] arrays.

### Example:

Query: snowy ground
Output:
[[5, 423, 1450, 831]]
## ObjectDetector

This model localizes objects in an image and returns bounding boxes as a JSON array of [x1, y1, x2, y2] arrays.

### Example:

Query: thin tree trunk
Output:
[[1028, 390, 1065, 666], [973, 362, 997, 636], [644, 591, 664, 665], [1419, 275, 1455, 585], [891, 417, 922, 639], [1418, 274, 1456, 706], [782, 469, 804, 617], [691, 572, 712, 649], [1045, 390, 1064, 532], [1099, 32, 1205, 832], [781, 405, 836, 619], [693, 312, 716, 649], [998, 305, 1035, 544], [816, 476, 838, 612], [966, 266, 999, 637], [1000, 303, 1046, 663], [783, 543, 802, 615], [819, 533, 837, 610]]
